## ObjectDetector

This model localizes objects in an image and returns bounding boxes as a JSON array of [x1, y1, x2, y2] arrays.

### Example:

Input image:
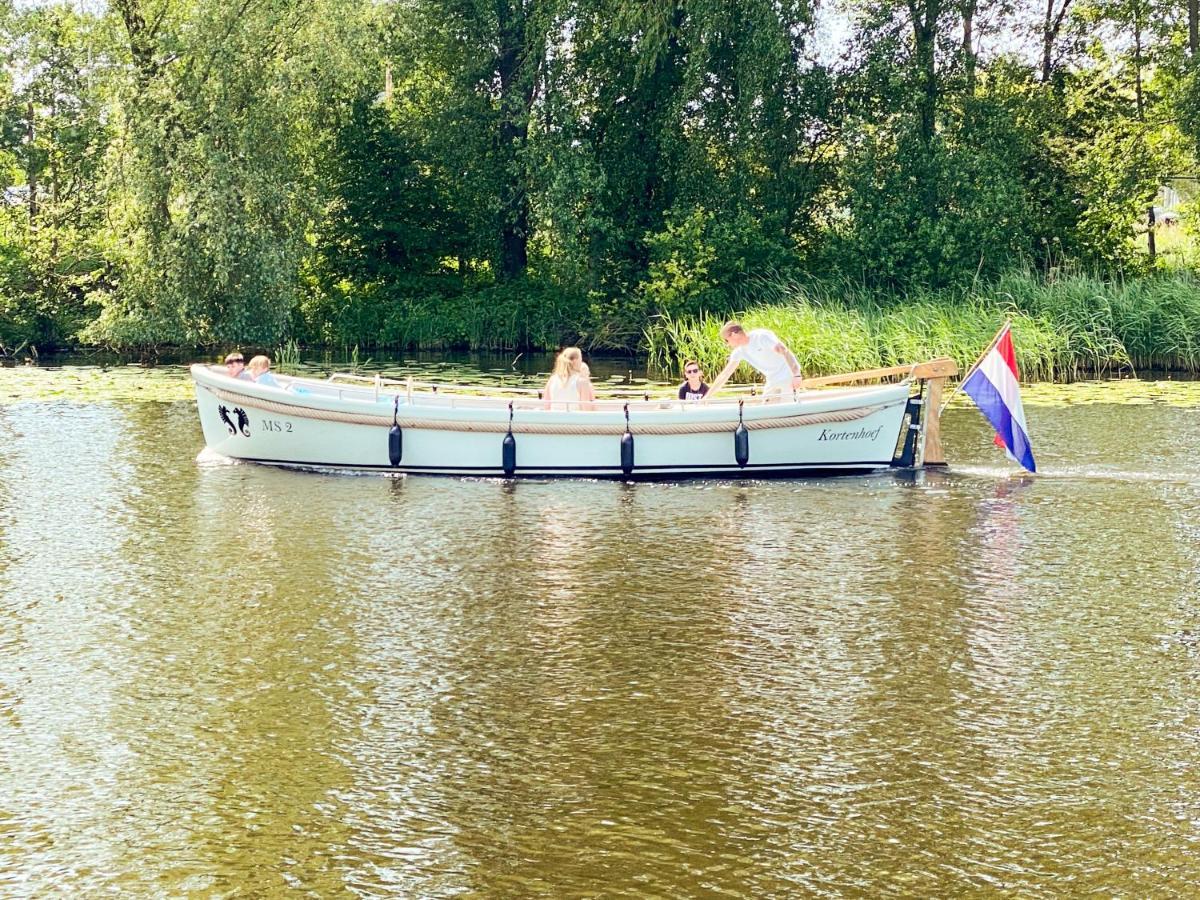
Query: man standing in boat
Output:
[[705, 322, 805, 399]]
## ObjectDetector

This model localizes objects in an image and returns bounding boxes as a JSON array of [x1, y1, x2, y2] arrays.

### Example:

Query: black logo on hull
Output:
[[218, 405, 251, 436]]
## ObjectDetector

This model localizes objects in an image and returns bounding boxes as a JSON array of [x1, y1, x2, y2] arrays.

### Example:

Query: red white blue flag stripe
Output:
[[961, 325, 1036, 472]]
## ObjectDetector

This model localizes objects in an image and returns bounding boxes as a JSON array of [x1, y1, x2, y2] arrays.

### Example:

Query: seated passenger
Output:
[[224, 352, 251, 380], [677, 360, 709, 400], [246, 354, 282, 388], [544, 347, 595, 410]]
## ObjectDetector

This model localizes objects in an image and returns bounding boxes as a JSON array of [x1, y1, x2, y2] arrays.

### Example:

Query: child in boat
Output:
[[224, 352, 251, 380], [544, 347, 595, 410], [677, 360, 709, 400], [246, 355, 281, 388]]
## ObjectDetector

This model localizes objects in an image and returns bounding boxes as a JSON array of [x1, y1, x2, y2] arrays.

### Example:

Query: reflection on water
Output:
[[2, 390, 1200, 895]]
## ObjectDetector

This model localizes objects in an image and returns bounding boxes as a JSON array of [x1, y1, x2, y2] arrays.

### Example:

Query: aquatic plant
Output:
[[645, 269, 1200, 382], [275, 339, 301, 374]]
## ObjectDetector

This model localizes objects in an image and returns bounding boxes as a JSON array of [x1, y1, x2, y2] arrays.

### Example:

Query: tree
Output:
[[85, 0, 379, 346], [397, 0, 565, 282], [0, 3, 109, 346]]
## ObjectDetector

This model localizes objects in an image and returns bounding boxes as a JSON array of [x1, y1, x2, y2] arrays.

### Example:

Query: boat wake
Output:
[[195, 447, 241, 467], [951, 463, 1200, 486]]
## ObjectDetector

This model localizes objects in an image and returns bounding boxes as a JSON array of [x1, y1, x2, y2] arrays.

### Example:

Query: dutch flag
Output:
[[961, 323, 1036, 473]]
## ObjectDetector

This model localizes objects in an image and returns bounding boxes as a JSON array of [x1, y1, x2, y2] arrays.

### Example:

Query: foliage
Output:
[[638, 207, 796, 320], [0, 3, 110, 349], [293, 273, 588, 350], [80, 0, 383, 347], [646, 268, 1200, 382], [0, 0, 1195, 366]]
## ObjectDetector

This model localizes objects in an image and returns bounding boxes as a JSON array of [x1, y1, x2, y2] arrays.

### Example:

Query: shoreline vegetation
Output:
[[6, 268, 1200, 385], [286, 267, 1200, 383], [284, 267, 1200, 384], [644, 269, 1200, 383]]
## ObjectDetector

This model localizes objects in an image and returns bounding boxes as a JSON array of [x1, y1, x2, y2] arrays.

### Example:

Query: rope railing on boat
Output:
[[203, 358, 950, 416], [210, 385, 895, 435], [306, 384, 888, 412]]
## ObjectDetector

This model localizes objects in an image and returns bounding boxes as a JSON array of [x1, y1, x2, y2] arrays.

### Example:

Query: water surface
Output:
[[2, 363, 1199, 896]]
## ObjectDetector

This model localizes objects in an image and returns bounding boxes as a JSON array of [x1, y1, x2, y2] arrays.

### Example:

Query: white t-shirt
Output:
[[730, 328, 793, 386], [547, 374, 582, 405]]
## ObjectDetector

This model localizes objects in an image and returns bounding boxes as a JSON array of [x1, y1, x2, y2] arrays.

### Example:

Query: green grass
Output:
[[645, 269, 1200, 382], [1134, 223, 1198, 270]]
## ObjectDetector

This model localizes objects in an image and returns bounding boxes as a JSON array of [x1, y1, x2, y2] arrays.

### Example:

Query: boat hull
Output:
[[192, 365, 913, 479]]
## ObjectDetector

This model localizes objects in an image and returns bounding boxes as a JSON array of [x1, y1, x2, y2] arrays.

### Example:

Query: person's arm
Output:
[[543, 377, 554, 410], [578, 370, 596, 409], [774, 342, 805, 390], [704, 359, 740, 400]]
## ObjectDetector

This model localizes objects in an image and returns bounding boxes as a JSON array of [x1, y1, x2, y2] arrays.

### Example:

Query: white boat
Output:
[[190, 358, 957, 479]]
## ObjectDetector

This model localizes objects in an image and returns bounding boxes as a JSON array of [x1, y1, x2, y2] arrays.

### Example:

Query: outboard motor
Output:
[[892, 394, 924, 468]]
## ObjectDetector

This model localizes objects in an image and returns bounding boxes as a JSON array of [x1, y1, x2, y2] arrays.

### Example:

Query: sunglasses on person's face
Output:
[[228, 360, 244, 366], [685, 368, 700, 375]]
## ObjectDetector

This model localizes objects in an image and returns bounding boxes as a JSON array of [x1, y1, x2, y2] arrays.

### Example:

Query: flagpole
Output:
[[938, 318, 1011, 416]]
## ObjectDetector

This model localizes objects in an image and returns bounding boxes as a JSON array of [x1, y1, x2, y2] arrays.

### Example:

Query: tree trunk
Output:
[[1041, 0, 1073, 83], [1147, 205, 1156, 261], [49, 91, 59, 260], [112, 0, 173, 229], [1041, 0, 1054, 82], [962, 0, 976, 92], [906, 0, 941, 228], [632, 3, 684, 272], [25, 101, 37, 220], [1133, 17, 1144, 120], [111, 0, 159, 88], [911, 16, 937, 148], [495, 2, 531, 281]]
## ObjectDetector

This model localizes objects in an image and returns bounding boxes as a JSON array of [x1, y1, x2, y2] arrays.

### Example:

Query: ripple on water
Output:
[[2, 393, 1200, 896]]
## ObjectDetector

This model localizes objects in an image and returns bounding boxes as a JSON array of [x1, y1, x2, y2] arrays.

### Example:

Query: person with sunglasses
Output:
[[677, 361, 710, 401]]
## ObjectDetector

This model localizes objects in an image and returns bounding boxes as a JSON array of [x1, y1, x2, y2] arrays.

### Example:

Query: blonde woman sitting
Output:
[[544, 347, 595, 410]]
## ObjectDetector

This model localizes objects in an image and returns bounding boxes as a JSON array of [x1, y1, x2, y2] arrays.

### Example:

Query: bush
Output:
[[638, 206, 795, 319], [293, 274, 590, 350]]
